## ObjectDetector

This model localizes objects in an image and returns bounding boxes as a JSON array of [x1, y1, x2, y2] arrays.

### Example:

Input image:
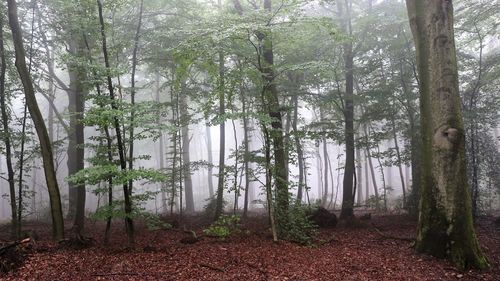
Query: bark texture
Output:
[[7, 0, 64, 240], [339, 0, 355, 219], [405, 0, 488, 269]]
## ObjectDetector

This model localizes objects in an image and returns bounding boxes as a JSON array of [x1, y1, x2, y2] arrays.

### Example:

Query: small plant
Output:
[[141, 212, 171, 231], [203, 215, 240, 240], [277, 204, 318, 246]]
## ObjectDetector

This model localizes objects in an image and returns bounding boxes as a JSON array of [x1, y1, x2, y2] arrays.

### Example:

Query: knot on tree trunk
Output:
[[433, 126, 459, 151]]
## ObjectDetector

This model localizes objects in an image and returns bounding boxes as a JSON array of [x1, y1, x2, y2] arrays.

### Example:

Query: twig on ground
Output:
[[371, 225, 414, 242]]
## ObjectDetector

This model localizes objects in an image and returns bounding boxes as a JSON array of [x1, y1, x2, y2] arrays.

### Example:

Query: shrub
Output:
[[277, 204, 317, 246], [203, 215, 240, 240]]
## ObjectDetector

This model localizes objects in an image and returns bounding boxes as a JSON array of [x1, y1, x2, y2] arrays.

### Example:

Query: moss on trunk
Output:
[[406, 0, 489, 270]]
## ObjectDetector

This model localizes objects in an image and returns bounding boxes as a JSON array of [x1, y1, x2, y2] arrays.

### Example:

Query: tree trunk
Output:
[[7, 0, 64, 240], [127, 0, 144, 197], [97, 0, 134, 246], [179, 82, 194, 213], [214, 50, 226, 221], [292, 93, 305, 203], [356, 146, 362, 205], [242, 93, 251, 217], [391, 115, 406, 208], [205, 123, 214, 198], [261, 0, 289, 217], [364, 124, 380, 208], [405, 0, 489, 269], [339, 0, 355, 220], [0, 13, 18, 238], [66, 35, 87, 235]]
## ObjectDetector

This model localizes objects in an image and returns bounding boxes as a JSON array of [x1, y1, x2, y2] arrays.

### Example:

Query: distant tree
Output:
[[405, 0, 489, 269]]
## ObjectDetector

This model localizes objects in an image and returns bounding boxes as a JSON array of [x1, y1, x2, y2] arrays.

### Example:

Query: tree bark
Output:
[[7, 0, 64, 240], [179, 81, 194, 213], [339, 0, 355, 219], [0, 12, 18, 239], [205, 123, 214, 197], [127, 0, 144, 197], [261, 0, 289, 217], [406, 0, 489, 269], [97, 0, 134, 246], [66, 35, 87, 235]]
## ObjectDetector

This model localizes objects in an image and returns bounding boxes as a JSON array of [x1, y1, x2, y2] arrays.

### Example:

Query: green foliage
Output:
[[277, 203, 317, 246], [203, 215, 241, 240], [140, 212, 171, 231]]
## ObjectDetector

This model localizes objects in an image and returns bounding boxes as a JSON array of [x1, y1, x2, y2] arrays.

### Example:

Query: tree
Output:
[[96, 0, 134, 246], [405, 0, 489, 269], [338, 0, 355, 220], [0, 6, 19, 239], [6, 0, 64, 240], [214, 0, 226, 221]]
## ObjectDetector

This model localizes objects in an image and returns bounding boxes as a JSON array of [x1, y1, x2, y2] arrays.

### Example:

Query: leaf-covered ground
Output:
[[1, 214, 499, 280]]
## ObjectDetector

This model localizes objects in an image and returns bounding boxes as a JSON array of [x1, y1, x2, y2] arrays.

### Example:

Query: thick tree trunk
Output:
[[406, 0, 489, 269], [7, 0, 64, 240], [339, 0, 355, 220], [66, 36, 87, 235], [261, 0, 289, 217]]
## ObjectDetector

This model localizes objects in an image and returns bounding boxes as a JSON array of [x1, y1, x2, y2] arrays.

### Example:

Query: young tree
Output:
[[6, 0, 64, 240], [405, 0, 489, 269], [0, 7, 19, 239]]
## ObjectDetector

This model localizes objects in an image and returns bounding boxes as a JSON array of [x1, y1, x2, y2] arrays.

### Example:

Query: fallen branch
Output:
[[200, 263, 225, 272], [0, 238, 31, 255], [371, 226, 414, 242]]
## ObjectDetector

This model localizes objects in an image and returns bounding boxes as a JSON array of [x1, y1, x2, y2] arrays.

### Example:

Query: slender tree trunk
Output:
[[205, 123, 214, 197], [292, 94, 305, 203], [103, 127, 114, 244], [263, 126, 277, 242], [242, 93, 251, 217], [0, 13, 18, 238], [179, 82, 194, 213], [339, 0, 355, 220], [364, 149, 370, 204], [399, 57, 421, 216], [214, 51, 226, 220], [213, 0, 226, 221], [97, 0, 134, 246], [406, 0, 488, 269], [127, 0, 144, 197], [391, 115, 406, 208], [156, 74, 167, 212], [364, 124, 380, 208], [356, 146, 362, 205], [7, 0, 64, 240]]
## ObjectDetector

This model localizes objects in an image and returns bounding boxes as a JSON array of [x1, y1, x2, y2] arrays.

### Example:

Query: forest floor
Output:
[[0, 213, 499, 281]]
